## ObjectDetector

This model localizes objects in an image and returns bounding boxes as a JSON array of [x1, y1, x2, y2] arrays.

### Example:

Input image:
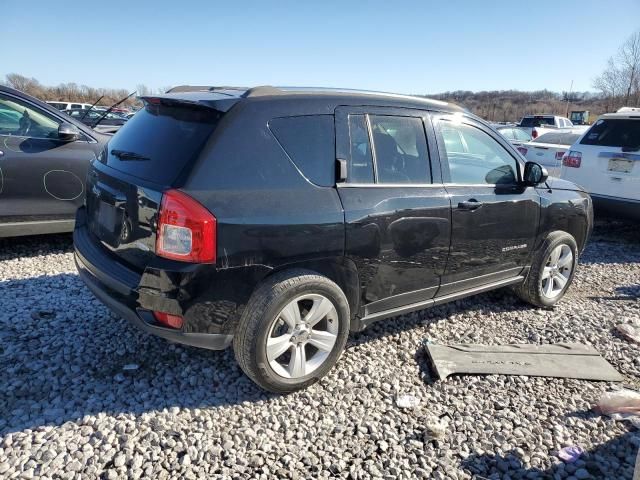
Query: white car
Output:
[[46, 101, 93, 111], [560, 111, 640, 220], [517, 131, 583, 176]]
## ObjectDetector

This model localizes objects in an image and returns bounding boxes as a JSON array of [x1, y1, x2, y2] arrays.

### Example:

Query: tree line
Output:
[[1, 74, 166, 109], [424, 30, 640, 122]]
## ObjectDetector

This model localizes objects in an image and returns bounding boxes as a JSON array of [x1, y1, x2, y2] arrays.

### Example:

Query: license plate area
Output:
[[95, 200, 124, 247], [608, 158, 634, 173]]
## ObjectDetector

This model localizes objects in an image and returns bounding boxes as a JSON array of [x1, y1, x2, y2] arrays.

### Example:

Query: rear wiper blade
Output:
[[111, 149, 150, 161]]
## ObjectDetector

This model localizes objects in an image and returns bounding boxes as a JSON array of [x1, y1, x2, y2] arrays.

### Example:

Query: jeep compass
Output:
[[74, 86, 593, 392]]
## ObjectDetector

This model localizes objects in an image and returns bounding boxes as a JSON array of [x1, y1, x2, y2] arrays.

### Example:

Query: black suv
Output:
[[74, 86, 593, 392]]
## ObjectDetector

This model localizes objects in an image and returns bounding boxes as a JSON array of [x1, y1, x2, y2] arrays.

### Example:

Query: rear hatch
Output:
[[562, 117, 640, 200], [85, 97, 225, 271]]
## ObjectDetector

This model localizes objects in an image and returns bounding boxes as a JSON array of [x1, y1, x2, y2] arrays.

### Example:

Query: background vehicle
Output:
[[74, 86, 593, 393], [0, 86, 110, 237], [494, 125, 532, 148], [46, 101, 94, 111], [569, 110, 590, 125], [517, 131, 582, 176], [66, 108, 128, 129], [519, 114, 574, 139], [560, 111, 640, 220]]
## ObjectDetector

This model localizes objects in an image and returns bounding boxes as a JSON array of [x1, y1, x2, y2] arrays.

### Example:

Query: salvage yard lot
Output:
[[0, 221, 639, 479]]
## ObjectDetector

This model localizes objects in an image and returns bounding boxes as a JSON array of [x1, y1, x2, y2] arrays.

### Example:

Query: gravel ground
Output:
[[0, 220, 639, 479]]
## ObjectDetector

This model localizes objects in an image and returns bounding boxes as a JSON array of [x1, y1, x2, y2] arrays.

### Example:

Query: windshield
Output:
[[581, 119, 640, 148]]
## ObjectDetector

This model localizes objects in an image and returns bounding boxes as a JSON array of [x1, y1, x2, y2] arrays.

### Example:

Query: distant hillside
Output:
[[420, 90, 618, 123]]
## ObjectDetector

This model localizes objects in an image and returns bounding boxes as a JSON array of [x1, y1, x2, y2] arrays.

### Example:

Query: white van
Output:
[[560, 111, 640, 220], [46, 101, 93, 111]]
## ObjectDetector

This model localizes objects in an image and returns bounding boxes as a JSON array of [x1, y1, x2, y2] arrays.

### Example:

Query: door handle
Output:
[[458, 199, 483, 211]]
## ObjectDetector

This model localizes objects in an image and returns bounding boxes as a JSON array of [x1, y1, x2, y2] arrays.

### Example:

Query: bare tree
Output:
[[618, 31, 640, 104], [593, 30, 640, 110]]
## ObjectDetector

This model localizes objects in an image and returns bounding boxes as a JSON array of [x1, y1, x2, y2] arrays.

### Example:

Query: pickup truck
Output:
[[518, 115, 575, 139]]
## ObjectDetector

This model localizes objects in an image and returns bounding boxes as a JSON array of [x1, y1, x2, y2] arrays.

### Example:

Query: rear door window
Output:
[[369, 115, 430, 184], [104, 101, 222, 185], [269, 115, 335, 187], [580, 119, 640, 148]]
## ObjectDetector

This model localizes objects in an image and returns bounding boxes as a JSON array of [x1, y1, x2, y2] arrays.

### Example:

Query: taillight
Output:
[[563, 151, 582, 168], [532, 129, 538, 139], [153, 311, 183, 329], [156, 189, 216, 263], [517, 146, 528, 156]]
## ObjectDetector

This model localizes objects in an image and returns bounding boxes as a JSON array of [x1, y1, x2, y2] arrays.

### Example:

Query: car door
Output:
[[431, 113, 540, 295], [335, 106, 451, 318], [0, 92, 97, 225]]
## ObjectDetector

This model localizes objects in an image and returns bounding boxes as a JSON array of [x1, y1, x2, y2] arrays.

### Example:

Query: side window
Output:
[[438, 120, 518, 185], [369, 116, 430, 184], [347, 114, 374, 183], [269, 115, 336, 187], [0, 94, 61, 139]]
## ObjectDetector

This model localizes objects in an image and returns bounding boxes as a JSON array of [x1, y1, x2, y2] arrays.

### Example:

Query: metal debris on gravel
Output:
[[0, 222, 639, 479]]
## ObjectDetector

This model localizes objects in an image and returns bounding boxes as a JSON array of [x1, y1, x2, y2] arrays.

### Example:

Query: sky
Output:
[[5, 0, 640, 95]]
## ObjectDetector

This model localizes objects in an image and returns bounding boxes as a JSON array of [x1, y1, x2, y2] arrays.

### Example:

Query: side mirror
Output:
[[58, 123, 80, 142], [523, 161, 548, 186]]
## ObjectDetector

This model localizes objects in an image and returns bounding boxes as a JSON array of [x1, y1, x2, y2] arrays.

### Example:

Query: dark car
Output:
[[74, 86, 593, 392], [0, 86, 110, 237]]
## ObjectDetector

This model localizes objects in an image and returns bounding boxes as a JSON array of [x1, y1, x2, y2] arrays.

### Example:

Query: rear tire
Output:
[[515, 231, 578, 308], [233, 269, 350, 393]]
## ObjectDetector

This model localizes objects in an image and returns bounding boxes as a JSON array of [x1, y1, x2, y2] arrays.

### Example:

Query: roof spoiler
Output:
[[140, 94, 240, 113]]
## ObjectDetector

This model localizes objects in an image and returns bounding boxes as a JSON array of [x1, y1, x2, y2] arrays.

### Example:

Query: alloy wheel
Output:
[[540, 244, 573, 299], [266, 294, 339, 379]]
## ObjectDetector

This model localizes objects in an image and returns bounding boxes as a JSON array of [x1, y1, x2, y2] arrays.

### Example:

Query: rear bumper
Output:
[[74, 219, 233, 350]]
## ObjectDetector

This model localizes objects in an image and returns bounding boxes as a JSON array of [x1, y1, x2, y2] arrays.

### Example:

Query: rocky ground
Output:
[[0, 220, 638, 479]]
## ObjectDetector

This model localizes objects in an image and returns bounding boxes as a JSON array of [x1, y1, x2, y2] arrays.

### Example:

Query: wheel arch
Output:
[[263, 257, 360, 321]]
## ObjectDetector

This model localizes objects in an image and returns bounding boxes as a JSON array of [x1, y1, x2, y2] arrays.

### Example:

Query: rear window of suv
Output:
[[581, 119, 640, 148], [269, 115, 335, 187], [104, 101, 222, 185]]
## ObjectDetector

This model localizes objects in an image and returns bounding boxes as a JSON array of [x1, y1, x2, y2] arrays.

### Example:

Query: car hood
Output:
[[545, 176, 585, 192]]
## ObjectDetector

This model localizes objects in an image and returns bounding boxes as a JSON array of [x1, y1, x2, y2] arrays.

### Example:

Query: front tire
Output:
[[515, 231, 578, 308], [233, 269, 350, 393]]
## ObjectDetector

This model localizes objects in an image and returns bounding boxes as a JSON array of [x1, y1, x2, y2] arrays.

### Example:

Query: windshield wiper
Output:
[[111, 149, 150, 161]]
